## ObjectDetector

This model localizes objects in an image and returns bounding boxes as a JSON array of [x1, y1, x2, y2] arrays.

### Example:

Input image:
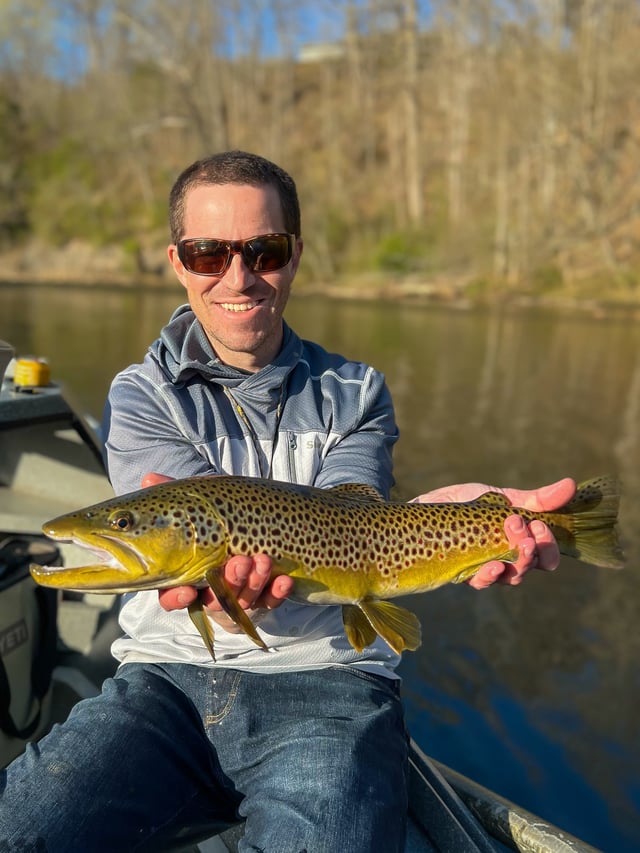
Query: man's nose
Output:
[[223, 251, 255, 290]]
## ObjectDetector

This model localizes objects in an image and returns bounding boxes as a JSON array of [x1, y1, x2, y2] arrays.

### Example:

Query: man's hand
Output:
[[140, 473, 293, 627], [411, 478, 576, 588]]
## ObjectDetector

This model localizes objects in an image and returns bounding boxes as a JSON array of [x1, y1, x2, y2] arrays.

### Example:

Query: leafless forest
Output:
[[1, 0, 639, 298]]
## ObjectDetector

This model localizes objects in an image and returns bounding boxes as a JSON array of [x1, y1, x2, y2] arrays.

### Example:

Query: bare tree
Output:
[[0, 0, 638, 287], [401, 0, 423, 224], [435, 0, 473, 229]]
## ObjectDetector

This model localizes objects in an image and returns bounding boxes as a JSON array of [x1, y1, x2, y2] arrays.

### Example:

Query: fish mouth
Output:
[[30, 533, 153, 592]]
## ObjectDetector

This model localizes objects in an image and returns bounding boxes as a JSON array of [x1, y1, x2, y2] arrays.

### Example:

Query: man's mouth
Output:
[[219, 301, 260, 312]]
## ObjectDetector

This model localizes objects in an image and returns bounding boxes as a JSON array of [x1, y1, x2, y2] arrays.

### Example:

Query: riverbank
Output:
[[2, 245, 639, 319], [4, 273, 639, 322]]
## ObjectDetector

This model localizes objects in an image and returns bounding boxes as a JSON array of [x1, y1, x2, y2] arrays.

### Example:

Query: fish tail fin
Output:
[[550, 475, 625, 569], [354, 600, 422, 654]]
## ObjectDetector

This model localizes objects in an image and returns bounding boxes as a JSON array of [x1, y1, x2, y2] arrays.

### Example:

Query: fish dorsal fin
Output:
[[357, 600, 422, 654], [329, 483, 385, 503], [472, 491, 512, 507]]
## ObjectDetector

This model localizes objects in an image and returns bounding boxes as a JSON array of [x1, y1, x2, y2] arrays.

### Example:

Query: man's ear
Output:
[[290, 237, 303, 277], [168, 244, 188, 288]]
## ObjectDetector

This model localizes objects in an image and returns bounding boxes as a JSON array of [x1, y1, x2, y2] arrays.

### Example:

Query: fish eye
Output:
[[110, 511, 135, 531]]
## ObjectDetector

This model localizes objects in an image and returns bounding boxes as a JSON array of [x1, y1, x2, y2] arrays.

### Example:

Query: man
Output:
[[0, 151, 574, 852]]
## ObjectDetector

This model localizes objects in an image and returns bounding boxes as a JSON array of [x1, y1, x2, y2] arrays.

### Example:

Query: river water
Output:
[[2, 283, 639, 852]]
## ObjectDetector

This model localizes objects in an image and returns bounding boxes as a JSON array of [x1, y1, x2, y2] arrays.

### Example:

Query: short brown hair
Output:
[[169, 150, 301, 243]]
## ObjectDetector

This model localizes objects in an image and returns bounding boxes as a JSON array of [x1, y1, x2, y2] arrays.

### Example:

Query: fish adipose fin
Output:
[[329, 483, 385, 502], [473, 492, 512, 506], [204, 568, 269, 652], [188, 596, 217, 661], [343, 600, 422, 654]]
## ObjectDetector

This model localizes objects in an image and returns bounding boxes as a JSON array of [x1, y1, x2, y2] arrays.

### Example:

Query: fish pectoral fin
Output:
[[204, 568, 268, 652], [358, 600, 422, 654], [188, 595, 216, 661], [342, 604, 378, 652]]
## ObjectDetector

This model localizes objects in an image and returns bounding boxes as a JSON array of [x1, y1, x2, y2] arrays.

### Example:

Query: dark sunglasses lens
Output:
[[182, 241, 229, 275], [179, 234, 293, 275], [245, 235, 292, 272]]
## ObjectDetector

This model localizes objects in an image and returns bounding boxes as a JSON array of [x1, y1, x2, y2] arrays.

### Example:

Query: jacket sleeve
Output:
[[311, 364, 398, 500], [102, 366, 216, 495]]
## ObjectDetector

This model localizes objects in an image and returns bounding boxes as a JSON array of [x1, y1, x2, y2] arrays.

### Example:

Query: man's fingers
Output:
[[142, 472, 173, 489], [158, 586, 199, 611], [157, 552, 287, 621], [199, 554, 282, 614], [466, 562, 506, 589], [504, 477, 576, 512], [221, 554, 269, 609], [240, 553, 273, 607], [257, 575, 294, 609], [495, 515, 534, 583], [467, 511, 562, 590], [528, 519, 561, 571]]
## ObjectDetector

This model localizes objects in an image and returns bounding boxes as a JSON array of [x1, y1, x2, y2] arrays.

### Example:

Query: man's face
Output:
[[168, 182, 302, 372]]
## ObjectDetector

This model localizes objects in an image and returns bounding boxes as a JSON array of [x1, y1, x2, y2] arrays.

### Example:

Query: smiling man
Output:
[[168, 180, 301, 370], [0, 150, 575, 852]]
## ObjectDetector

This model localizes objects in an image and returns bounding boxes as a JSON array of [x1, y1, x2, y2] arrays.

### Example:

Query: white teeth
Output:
[[220, 302, 258, 312]]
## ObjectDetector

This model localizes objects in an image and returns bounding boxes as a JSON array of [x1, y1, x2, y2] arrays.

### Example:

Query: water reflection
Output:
[[2, 285, 639, 852]]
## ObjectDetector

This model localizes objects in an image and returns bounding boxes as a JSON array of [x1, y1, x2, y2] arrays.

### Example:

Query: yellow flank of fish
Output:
[[30, 475, 624, 659]]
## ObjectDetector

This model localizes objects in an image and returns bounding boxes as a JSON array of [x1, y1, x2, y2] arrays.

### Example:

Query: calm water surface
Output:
[[2, 284, 639, 852]]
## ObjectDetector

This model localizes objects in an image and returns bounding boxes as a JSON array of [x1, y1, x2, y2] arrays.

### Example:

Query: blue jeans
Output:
[[0, 664, 409, 852]]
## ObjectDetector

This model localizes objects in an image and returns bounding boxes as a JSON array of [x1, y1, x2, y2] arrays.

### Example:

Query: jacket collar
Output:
[[150, 304, 303, 394]]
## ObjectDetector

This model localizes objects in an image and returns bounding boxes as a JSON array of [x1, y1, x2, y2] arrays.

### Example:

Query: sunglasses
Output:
[[177, 233, 295, 277]]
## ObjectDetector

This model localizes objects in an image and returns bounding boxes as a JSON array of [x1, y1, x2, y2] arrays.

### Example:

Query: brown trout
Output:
[[30, 474, 624, 658]]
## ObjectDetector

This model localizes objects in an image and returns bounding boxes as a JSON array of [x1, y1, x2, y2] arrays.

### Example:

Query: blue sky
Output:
[[24, 1, 435, 79]]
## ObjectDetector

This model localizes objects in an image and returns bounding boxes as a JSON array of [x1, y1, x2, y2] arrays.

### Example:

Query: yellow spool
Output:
[[14, 357, 51, 388]]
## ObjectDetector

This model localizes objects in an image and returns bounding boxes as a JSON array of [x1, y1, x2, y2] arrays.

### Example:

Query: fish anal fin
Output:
[[188, 596, 216, 661], [204, 568, 268, 652], [358, 600, 422, 654], [342, 604, 378, 652], [328, 483, 385, 502]]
